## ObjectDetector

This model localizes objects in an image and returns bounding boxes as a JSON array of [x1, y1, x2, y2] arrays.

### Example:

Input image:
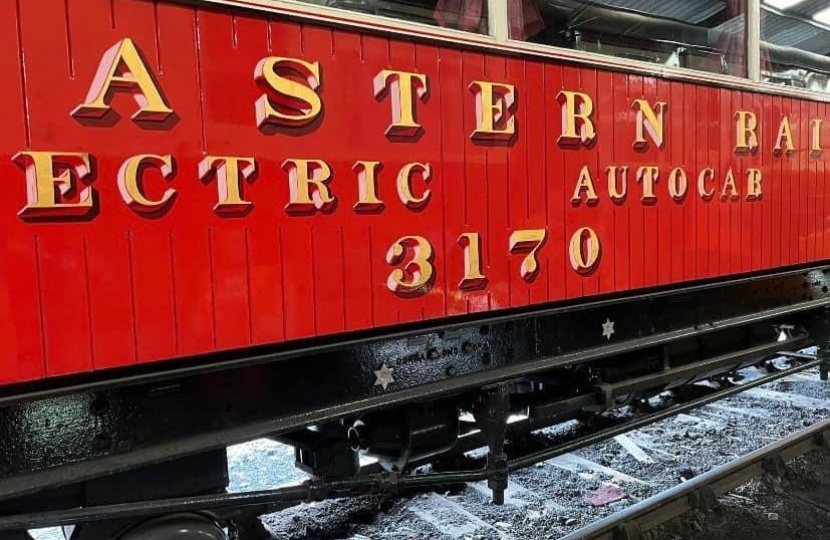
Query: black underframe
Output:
[[0, 263, 829, 506]]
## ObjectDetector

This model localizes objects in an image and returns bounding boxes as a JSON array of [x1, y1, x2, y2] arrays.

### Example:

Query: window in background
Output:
[[293, 0, 489, 34], [761, 0, 830, 92], [508, 0, 749, 77]]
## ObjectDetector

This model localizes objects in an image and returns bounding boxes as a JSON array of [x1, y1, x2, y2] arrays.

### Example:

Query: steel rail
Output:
[[0, 359, 822, 531], [558, 419, 830, 540], [508, 358, 823, 470]]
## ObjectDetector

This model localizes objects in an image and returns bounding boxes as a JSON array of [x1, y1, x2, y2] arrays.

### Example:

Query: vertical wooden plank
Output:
[[462, 50, 492, 313], [750, 91, 763, 272], [760, 91, 772, 270], [440, 47, 470, 317], [37, 234, 93, 375], [640, 76, 659, 287], [770, 96, 783, 269], [781, 98, 794, 266], [130, 229, 177, 362], [506, 57, 530, 307], [281, 227, 317, 338], [484, 53, 511, 309], [85, 231, 137, 369], [654, 78, 672, 286], [580, 67, 601, 297], [596, 70, 615, 294], [627, 75, 645, 289], [736, 90, 749, 274], [335, 29, 373, 332], [562, 65, 584, 299], [211, 227, 252, 348], [718, 88, 732, 277], [172, 228, 216, 355], [807, 100, 818, 264], [668, 80, 685, 284], [682, 83, 697, 281], [545, 62, 566, 303], [695, 84, 709, 279], [707, 86, 721, 278], [416, 41, 446, 322], [612, 73, 630, 291], [303, 25, 346, 335], [798, 98, 809, 264], [524, 59, 549, 305]]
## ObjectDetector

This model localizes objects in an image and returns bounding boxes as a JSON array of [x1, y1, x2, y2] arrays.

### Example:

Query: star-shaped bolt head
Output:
[[601, 318, 615, 340], [373, 363, 395, 391]]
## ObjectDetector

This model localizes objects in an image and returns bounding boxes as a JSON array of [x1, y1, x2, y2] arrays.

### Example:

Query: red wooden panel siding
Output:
[[0, 0, 828, 385]]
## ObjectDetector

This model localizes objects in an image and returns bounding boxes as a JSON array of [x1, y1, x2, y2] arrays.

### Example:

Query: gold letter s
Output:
[[255, 57, 322, 130]]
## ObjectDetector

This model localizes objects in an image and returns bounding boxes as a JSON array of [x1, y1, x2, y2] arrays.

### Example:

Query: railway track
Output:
[[559, 419, 829, 540], [22, 355, 830, 540]]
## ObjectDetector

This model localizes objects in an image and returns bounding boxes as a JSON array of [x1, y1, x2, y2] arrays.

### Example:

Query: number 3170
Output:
[[386, 227, 601, 296]]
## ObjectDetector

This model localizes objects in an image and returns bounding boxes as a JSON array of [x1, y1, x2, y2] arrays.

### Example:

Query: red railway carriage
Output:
[[0, 1, 829, 539]]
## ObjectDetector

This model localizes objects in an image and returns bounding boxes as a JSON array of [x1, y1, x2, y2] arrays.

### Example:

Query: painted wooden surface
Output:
[[0, 0, 827, 384]]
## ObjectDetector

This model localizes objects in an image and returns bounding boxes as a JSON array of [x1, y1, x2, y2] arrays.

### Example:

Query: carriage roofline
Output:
[[189, 0, 830, 104]]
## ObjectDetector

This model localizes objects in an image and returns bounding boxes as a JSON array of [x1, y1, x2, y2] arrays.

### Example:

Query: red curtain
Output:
[[434, 0, 544, 40], [507, 0, 544, 40], [434, 0, 486, 33]]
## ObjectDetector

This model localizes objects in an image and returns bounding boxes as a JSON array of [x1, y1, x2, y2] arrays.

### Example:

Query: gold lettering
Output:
[[397, 162, 432, 210], [283, 158, 335, 214], [353, 161, 384, 213], [458, 232, 487, 290], [636, 165, 659, 202], [811, 118, 823, 157], [72, 38, 173, 123], [557, 90, 596, 146], [746, 168, 763, 200], [118, 154, 176, 214], [774, 116, 796, 155], [698, 168, 715, 200], [606, 165, 629, 202], [668, 167, 688, 201], [199, 156, 257, 216], [14, 151, 95, 219], [735, 110, 759, 154], [509, 229, 547, 282], [569, 227, 601, 274], [255, 57, 322, 129], [469, 81, 516, 141], [721, 168, 739, 201], [374, 70, 429, 138], [632, 99, 666, 150], [386, 235, 435, 296], [571, 165, 598, 205]]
